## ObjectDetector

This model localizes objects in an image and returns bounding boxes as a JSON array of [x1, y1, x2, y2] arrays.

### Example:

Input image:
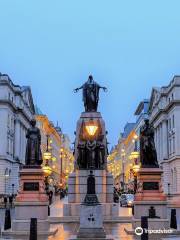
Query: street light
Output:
[[60, 148, 64, 187], [129, 151, 140, 160], [85, 120, 98, 137], [43, 135, 52, 192], [43, 135, 52, 160], [43, 163, 52, 177], [121, 149, 125, 193], [133, 163, 140, 193]]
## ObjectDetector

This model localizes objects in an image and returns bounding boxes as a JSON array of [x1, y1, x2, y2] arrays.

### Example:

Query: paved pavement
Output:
[[50, 196, 68, 217], [1, 197, 180, 240], [50, 196, 132, 218]]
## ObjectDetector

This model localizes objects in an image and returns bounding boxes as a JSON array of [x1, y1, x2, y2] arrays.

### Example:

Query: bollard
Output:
[[141, 216, 148, 240], [170, 209, 177, 229], [48, 205, 50, 216], [132, 205, 134, 215], [4, 209, 11, 230], [29, 218, 37, 240]]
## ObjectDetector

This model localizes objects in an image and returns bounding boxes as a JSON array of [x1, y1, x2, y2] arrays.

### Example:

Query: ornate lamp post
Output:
[[121, 149, 125, 193], [132, 162, 140, 193], [42, 135, 52, 193], [60, 148, 64, 188]]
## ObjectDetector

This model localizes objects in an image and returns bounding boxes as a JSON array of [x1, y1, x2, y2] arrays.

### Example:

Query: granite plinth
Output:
[[68, 170, 113, 204], [65, 169, 117, 219], [76, 203, 106, 239], [132, 167, 169, 230], [12, 167, 50, 233]]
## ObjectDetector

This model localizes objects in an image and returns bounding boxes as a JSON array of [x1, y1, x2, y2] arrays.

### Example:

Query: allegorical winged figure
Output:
[[74, 75, 107, 112], [25, 119, 43, 166], [140, 119, 159, 168]]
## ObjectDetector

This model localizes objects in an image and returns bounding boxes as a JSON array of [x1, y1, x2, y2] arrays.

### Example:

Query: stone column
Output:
[[162, 120, 168, 160], [156, 125, 160, 161], [14, 119, 20, 159]]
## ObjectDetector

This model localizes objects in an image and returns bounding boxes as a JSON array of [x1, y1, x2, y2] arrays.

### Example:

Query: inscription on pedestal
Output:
[[24, 182, 39, 191], [143, 182, 159, 190]]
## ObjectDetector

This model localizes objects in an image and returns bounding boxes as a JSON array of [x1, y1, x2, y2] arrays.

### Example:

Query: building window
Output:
[[171, 169, 173, 194], [169, 138, 171, 155], [169, 118, 171, 130], [173, 136, 175, 154], [172, 115, 175, 128], [7, 114, 10, 128], [174, 168, 177, 192]]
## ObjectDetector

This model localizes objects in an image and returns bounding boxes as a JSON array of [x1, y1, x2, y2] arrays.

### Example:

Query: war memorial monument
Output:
[[63, 75, 118, 222]]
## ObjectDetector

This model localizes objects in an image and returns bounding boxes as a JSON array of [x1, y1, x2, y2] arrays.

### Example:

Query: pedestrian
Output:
[[9, 195, 13, 208], [49, 191, 53, 205], [4, 196, 7, 208]]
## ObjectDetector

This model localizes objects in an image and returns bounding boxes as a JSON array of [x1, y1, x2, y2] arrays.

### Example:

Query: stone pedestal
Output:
[[132, 168, 169, 229], [64, 169, 118, 219], [168, 195, 180, 230], [77, 204, 106, 239], [64, 111, 118, 220], [12, 167, 50, 233]]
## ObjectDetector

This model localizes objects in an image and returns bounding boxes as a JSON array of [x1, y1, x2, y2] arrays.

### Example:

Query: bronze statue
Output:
[[96, 141, 105, 168], [74, 75, 107, 112], [83, 170, 99, 205], [77, 142, 86, 168], [25, 119, 43, 166], [140, 119, 159, 168], [77, 140, 106, 170], [87, 170, 96, 194], [86, 140, 96, 169]]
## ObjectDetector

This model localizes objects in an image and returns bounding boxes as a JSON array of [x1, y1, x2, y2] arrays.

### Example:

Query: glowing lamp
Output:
[[129, 151, 139, 160], [52, 157, 56, 161], [60, 148, 64, 153], [43, 151, 52, 160], [42, 165, 52, 177], [133, 164, 140, 173], [85, 125, 98, 136]]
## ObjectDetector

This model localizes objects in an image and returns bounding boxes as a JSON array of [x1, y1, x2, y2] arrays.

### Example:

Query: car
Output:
[[120, 194, 134, 207]]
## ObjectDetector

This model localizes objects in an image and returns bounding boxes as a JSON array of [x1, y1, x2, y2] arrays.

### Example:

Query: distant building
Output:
[[0, 73, 35, 195], [108, 122, 136, 190], [134, 99, 150, 151], [108, 100, 150, 191], [35, 108, 74, 189], [149, 76, 180, 198]]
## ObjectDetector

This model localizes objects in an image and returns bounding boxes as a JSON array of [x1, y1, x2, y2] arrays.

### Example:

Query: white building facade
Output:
[[149, 76, 180, 199], [0, 73, 35, 196]]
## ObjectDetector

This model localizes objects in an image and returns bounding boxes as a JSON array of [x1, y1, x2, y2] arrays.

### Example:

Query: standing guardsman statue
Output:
[[74, 75, 107, 112], [25, 119, 43, 166], [140, 119, 159, 168]]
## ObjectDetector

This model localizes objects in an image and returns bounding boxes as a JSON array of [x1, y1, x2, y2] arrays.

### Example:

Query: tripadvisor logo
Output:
[[135, 227, 143, 236]]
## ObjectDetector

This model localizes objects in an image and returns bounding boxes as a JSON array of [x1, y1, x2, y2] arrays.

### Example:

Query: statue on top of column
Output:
[[74, 75, 107, 112], [140, 119, 159, 168], [25, 119, 43, 166]]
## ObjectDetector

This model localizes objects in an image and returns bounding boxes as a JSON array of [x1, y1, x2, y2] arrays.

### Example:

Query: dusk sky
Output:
[[1, 1, 180, 147]]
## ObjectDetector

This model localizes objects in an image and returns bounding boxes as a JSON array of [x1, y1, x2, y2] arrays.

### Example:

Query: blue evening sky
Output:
[[0, 1, 180, 147]]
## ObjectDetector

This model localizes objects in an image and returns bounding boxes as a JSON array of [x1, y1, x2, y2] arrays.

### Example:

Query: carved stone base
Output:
[[77, 204, 106, 239], [132, 167, 169, 230], [12, 168, 50, 233], [64, 169, 118, 219]]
